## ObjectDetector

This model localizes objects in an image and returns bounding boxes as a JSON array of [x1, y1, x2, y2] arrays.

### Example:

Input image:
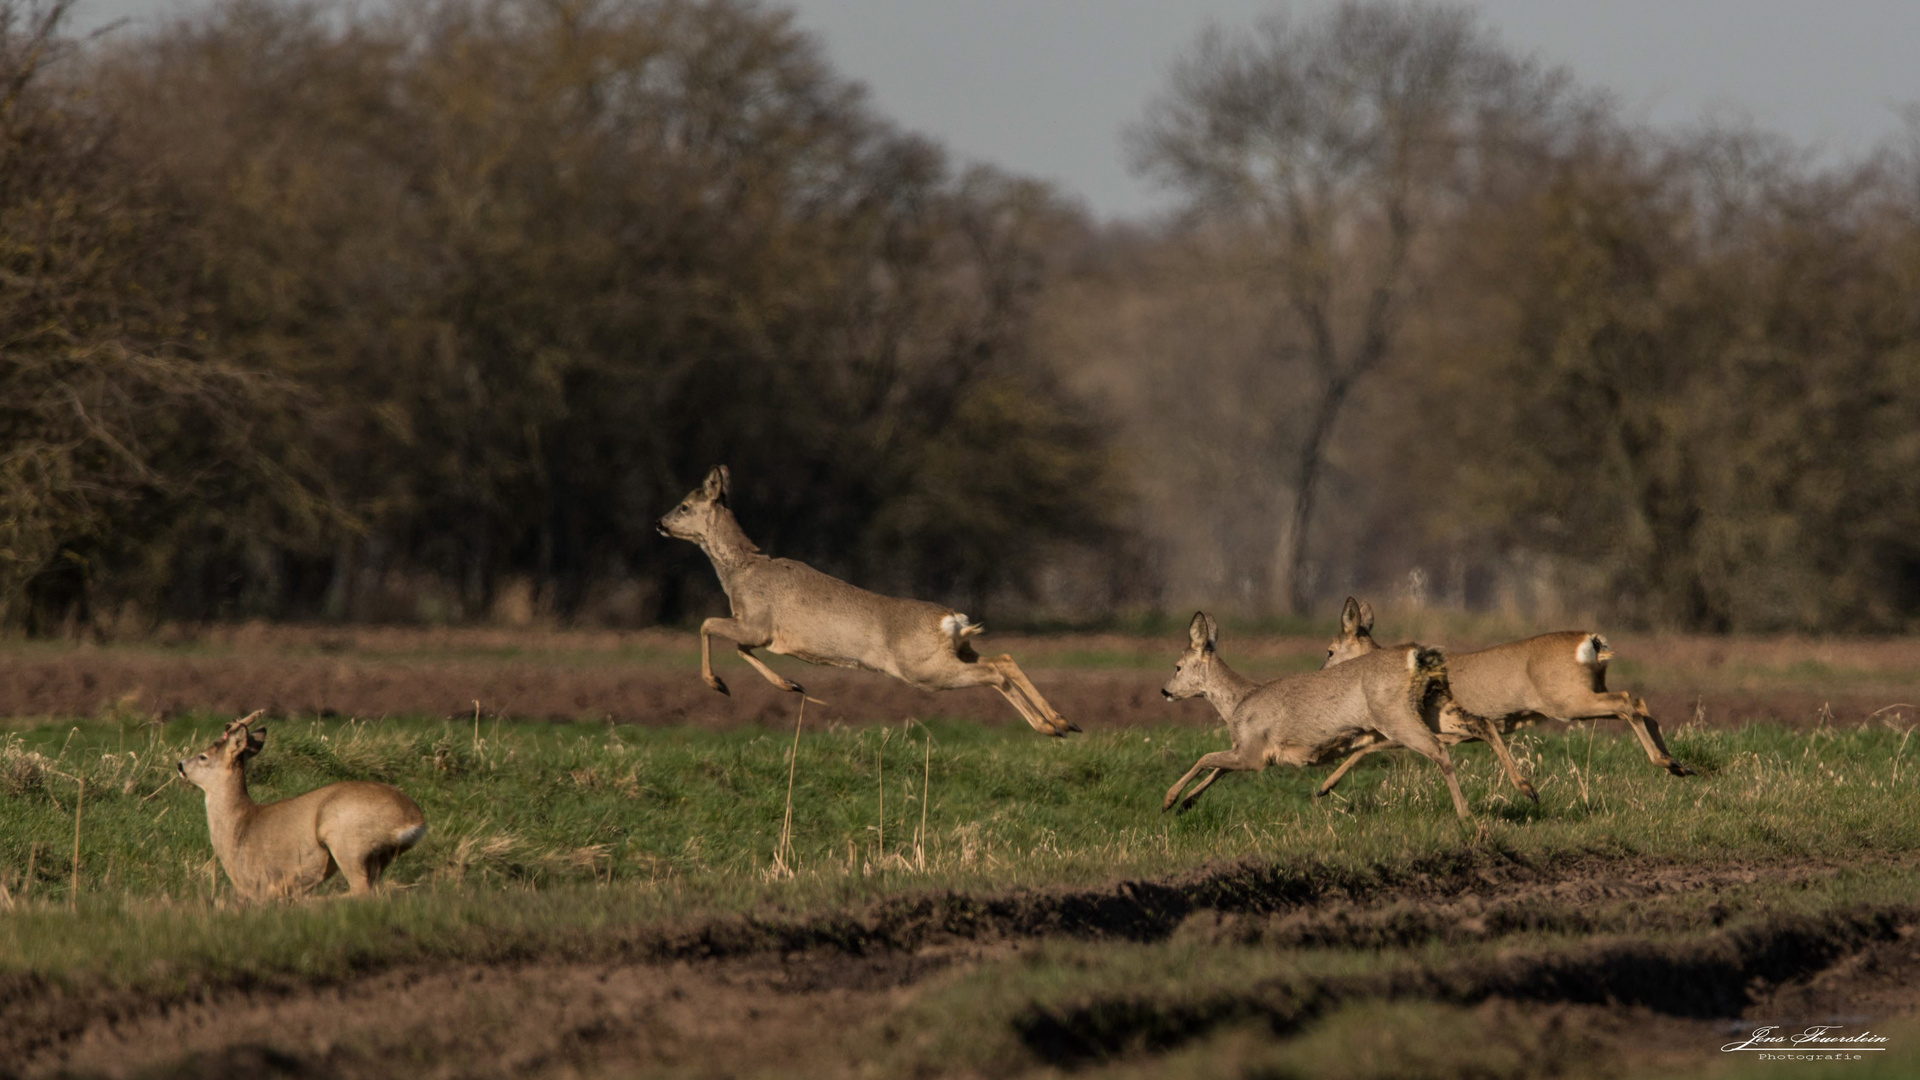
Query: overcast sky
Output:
[[74, 0, 1920, 220]]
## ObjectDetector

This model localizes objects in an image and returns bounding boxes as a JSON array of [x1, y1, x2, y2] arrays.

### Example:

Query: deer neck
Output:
[[1202, 656, 1259, 719], [202, 772, 261, 859], [699, 507, 763, 581]]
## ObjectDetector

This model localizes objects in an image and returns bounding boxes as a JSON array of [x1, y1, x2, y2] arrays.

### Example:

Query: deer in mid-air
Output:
[[178, 711, 426, 901], [657, 466, 1076, 736], [1314, 597, 1693, 796], [1159, 612, 1476, 821]]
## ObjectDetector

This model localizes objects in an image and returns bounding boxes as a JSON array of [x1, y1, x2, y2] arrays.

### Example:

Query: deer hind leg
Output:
[[1395, 727, 1473, 822], [736, 645, 808, 696], [1445, 703, 1537, 802], [1565, 690, 1692, 777], [994, 684, 1065, 736], [924, 655, 1066, 736], [1163, 747, 1260, 812], [364, 846, 402, 891], [986, 655, 1077, 733], [330, 846, 376, 897], [1621, 695, 1693, 776]]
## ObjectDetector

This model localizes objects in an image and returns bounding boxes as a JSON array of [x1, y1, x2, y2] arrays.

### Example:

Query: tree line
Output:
[[3, 0, 1919, 633]]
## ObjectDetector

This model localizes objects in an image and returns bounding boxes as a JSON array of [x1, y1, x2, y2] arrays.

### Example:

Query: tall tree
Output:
[[1128, 0, 1569, 614]]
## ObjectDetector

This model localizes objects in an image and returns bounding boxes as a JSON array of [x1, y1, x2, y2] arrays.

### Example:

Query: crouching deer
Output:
[[658, 466, 1075, 736], [1160, 612, 1476, 821], [178, 712, 426, 900], [1315, 598, 1693, 797]]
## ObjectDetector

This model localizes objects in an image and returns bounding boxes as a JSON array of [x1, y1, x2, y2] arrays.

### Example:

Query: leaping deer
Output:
[[657, 466, 1076, 736]]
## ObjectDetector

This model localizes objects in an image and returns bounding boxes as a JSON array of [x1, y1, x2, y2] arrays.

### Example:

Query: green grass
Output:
[[8, 714, 1920, 1077], [2, 713, 1918, 992]]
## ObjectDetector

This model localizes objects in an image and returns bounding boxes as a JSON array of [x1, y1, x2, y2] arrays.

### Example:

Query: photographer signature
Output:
[[1723, 1025, 1889, 1052]]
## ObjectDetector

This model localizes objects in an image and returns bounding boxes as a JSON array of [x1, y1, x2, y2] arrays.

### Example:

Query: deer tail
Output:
[[941, 612, 985, 644]]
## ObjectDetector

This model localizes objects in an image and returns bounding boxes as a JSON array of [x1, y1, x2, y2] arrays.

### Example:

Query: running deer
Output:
[[1159, 612, 1476, 821], [656, 466, 1076, 736], [178, 712, 426, 901], [1315, 597, 1693, 796]]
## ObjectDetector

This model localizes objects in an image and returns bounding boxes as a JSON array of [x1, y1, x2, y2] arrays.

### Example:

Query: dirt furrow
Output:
[[1017, 907, 1920, 1066], [8, 854, 1903, 1077]]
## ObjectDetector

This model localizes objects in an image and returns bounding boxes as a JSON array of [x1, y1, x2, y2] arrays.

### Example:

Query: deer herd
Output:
[[179, 465, 1693, 899]]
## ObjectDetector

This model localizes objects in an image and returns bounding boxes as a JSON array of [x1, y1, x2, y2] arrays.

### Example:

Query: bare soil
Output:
[[10, 855, 1919, 1078], [0, 627, 1911, 731]]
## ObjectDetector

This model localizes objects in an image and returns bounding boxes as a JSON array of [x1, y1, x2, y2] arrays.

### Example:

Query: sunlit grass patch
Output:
[[1, 713, 1918, 994]]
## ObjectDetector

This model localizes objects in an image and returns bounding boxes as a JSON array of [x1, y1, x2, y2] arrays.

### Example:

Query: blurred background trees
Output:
[[1125, 2, 1577, 615], [5, 0, 1920, 634]]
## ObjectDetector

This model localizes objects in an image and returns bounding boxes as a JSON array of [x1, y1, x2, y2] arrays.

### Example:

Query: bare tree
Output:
[[1128, 1, 1566, 614]]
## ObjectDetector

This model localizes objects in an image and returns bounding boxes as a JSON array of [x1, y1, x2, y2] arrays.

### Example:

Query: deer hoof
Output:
[[706, 676, 730, 696], [1520, 781, 1539, 803], [1667, 759, 1696, 777], [1064, 718, 1082, 733]]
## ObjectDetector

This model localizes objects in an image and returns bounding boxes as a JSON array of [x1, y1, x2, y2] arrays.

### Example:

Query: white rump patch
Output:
[[1575, 635, 1609, 666], [392, 823, 427, 848], [941, 612, 983, 639]]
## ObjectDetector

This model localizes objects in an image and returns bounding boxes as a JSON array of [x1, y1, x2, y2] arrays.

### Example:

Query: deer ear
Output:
[[1187, 611, 1210, 650], [242, 727, 267, 761], [1341, 596, 1362, 635], [1357, 600, 1375, 633], [703, 465, 731, 503]]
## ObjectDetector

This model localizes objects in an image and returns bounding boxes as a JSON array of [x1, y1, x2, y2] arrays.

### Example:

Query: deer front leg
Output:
[[700, 617, 774, 696], [1178, 768, 1227, 811], [1163, 748, 1255, 812]]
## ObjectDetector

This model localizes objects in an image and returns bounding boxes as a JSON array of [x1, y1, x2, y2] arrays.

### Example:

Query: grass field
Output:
[[5, 676, 1920, 1077]]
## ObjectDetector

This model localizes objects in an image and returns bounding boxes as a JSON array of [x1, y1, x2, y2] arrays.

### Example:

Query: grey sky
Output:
[[73, 0, 1920, 219]]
